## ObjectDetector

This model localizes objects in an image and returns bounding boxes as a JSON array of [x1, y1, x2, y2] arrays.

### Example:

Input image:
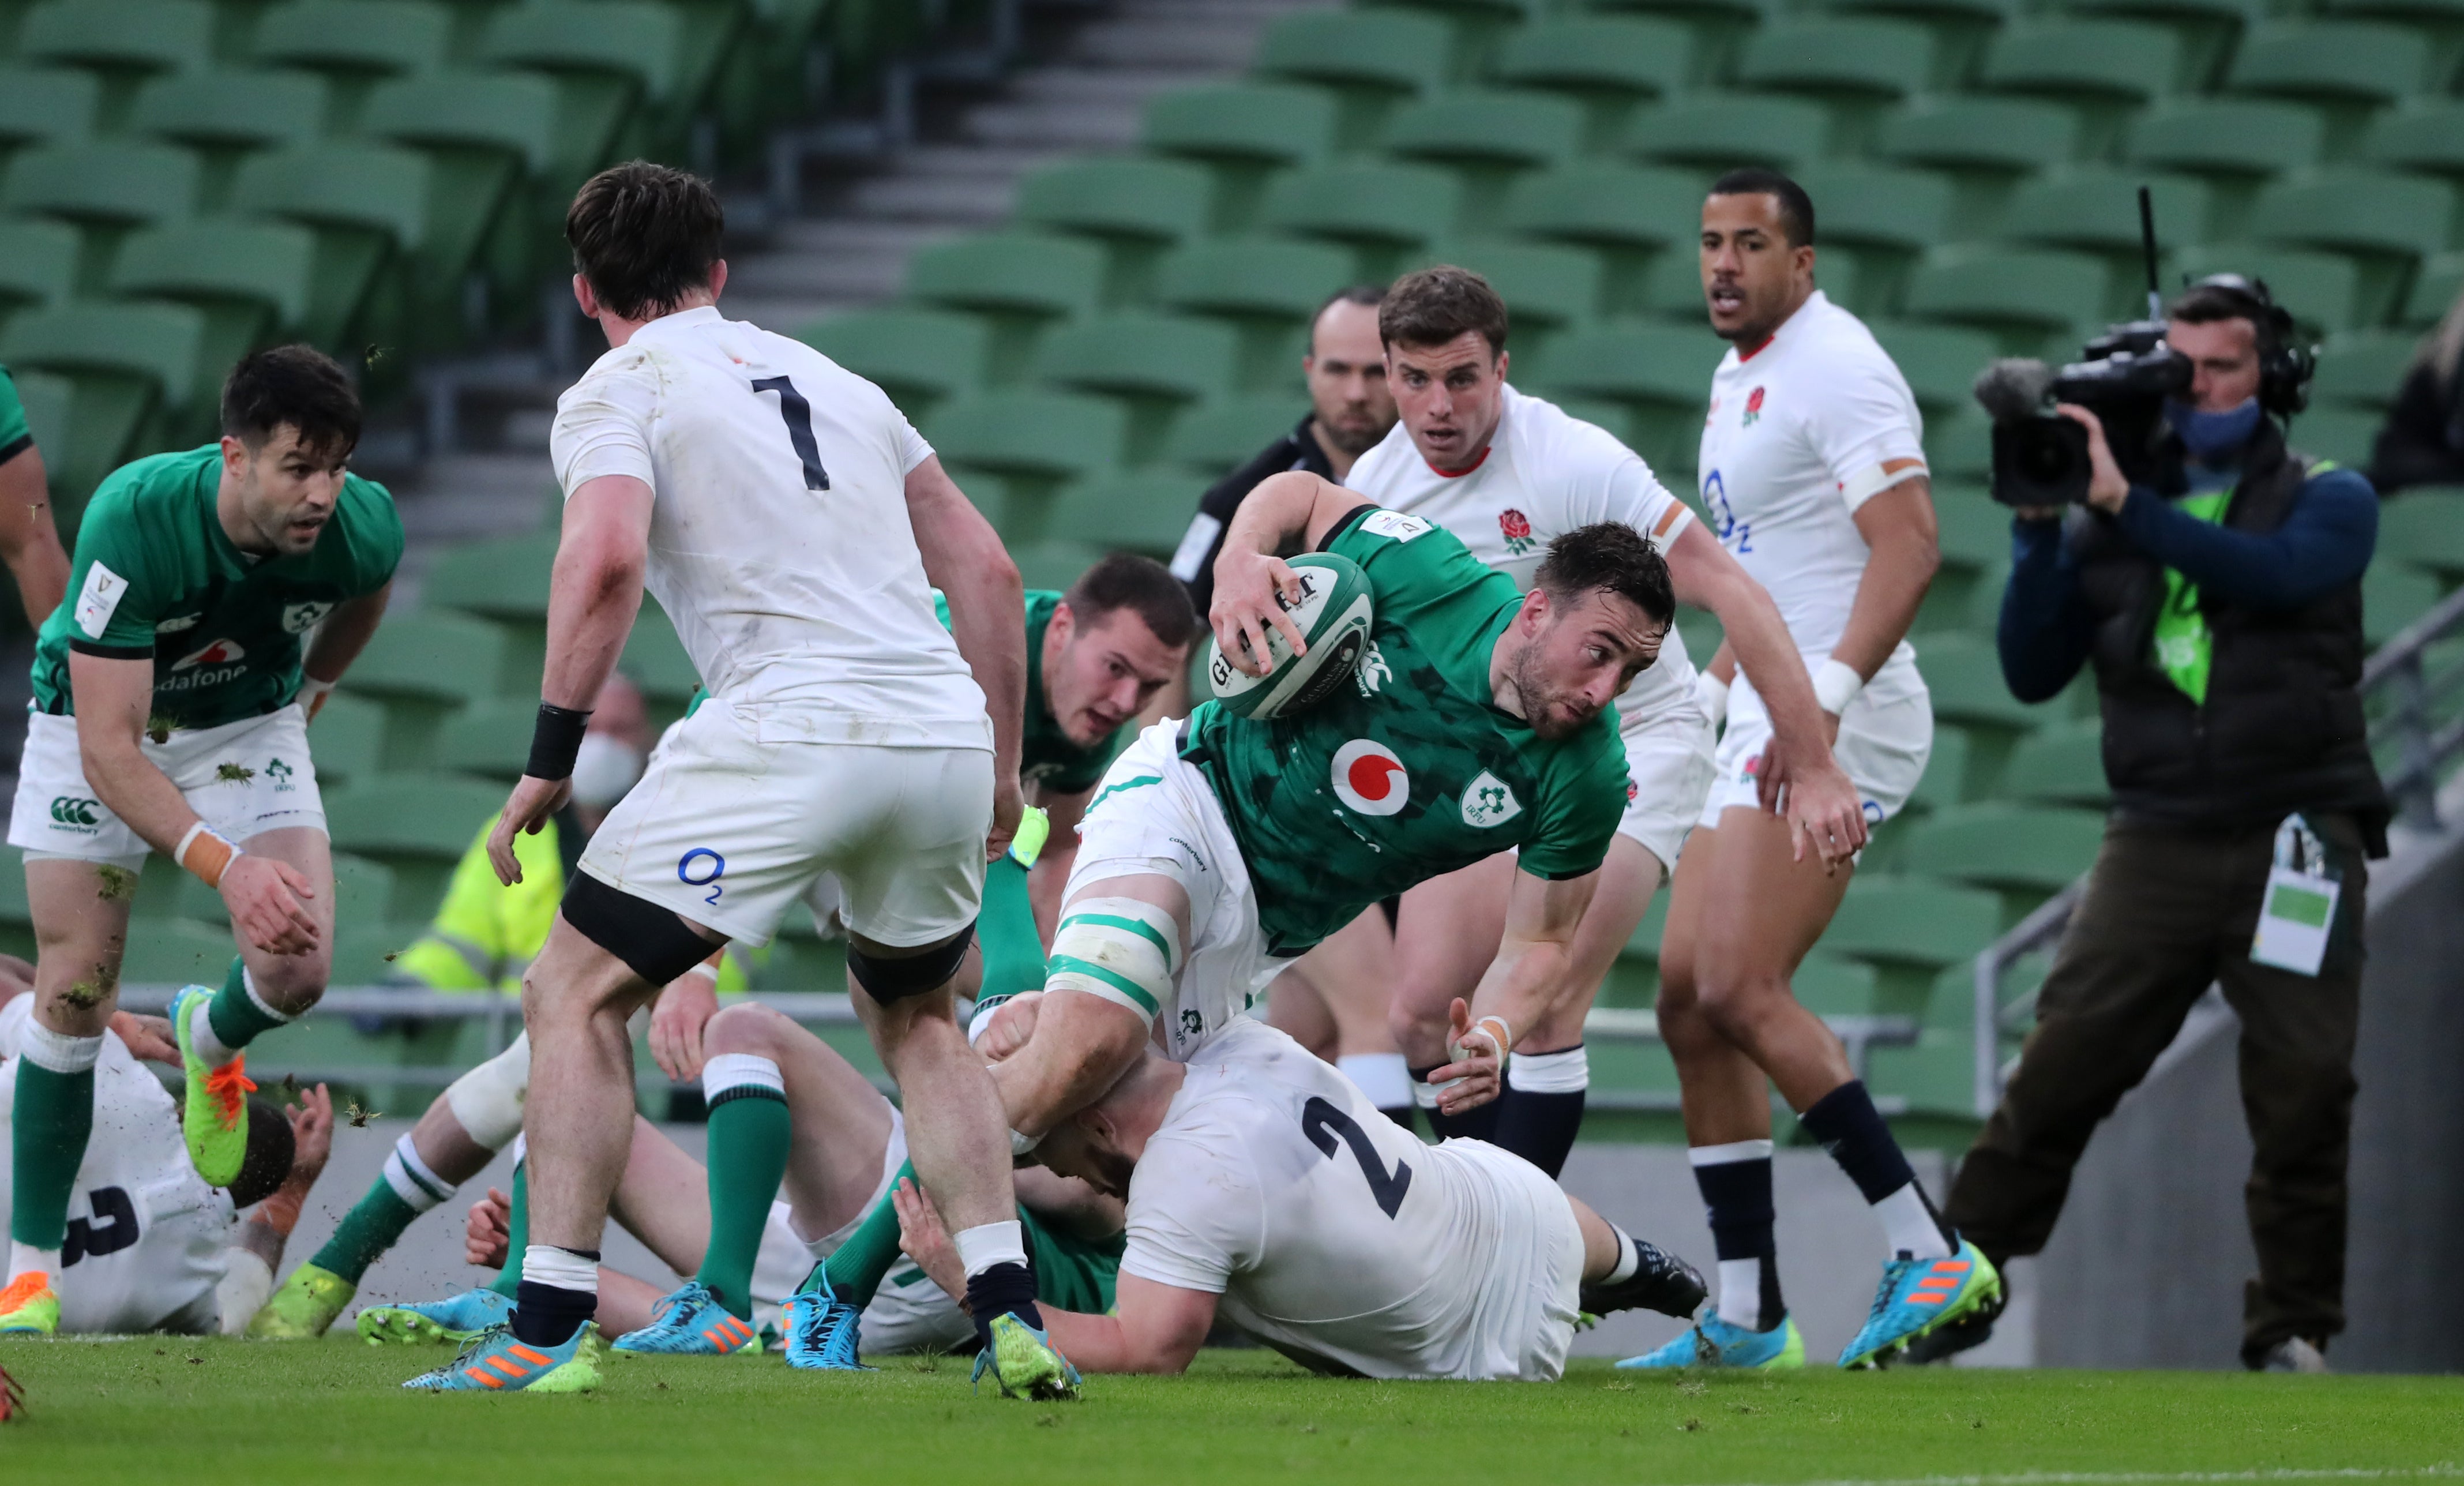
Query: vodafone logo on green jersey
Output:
[[1331, 739, 1408, 816], [171, 639, 245, 670]]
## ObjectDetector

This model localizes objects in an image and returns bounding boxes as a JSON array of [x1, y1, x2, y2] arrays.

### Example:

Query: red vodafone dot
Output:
[[1331, 739, 1409, 816]]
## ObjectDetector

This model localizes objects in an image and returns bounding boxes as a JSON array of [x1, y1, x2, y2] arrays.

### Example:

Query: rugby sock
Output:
[[1602, 1223, 1642, 1285], [1412, 1064, 1502, 1143], [8, 1024, 100, 1266], [197, 957, 292, 1063], [1691, 1139, 1783, 1332], [513, 1243, 600, 1348], [954, 1220, 1042, 1342], [694, 1053, 791, 1320], [1492, 1044, 1588, 1178], [1799, 1079, 1955, 1260], [311, 1134, 451, 1283], [809, 1164, 912, 1306], [1336, 1053, 1418, 1130], [488, 1159, 529, 1300], [976, 856, 1047, 1003]]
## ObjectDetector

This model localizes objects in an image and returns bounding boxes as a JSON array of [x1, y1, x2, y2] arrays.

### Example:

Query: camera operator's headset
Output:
[[2182, 272, 2316, 416]]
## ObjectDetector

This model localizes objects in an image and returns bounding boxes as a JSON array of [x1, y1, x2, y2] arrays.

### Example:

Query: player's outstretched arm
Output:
[[1431, 868, 1598, 1113], [70, 651, 320, 954], [1662, 521, 1865, 866], [908, 455, 1026, 857], [296, 583, 391, 720], [1207, 471, 1368, 676]]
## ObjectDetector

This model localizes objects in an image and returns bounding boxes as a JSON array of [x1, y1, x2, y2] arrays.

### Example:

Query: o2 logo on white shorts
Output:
[[678, 848, 726, 907], [1331, 740, 1408, 816]]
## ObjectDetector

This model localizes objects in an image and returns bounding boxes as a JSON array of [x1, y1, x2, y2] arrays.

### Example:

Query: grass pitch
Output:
[[2, 1337, 2458, 1486]]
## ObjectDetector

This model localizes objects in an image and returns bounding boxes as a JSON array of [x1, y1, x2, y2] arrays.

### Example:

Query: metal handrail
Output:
[[1970, 577, 2464, 1117]]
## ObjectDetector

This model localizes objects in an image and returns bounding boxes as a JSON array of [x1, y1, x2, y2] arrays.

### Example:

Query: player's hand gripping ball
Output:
[[1206, 551, 1374, 721]]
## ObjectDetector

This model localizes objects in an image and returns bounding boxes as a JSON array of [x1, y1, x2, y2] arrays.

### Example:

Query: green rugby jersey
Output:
[[927, 588, 1131, 790], [1181, 505, 1631, 955], [32, 445, 404, 731], [0, 366, 29, 466]]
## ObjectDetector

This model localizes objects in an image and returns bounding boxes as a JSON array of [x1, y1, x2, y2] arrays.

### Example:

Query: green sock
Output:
[[811, 1162, 913, 1308], [489, 1163, 528, 1299], [977, 856, 1047, 1002], [694, 1086, 792, 1320], [310, 1180, 421, 1284], [10, 1061, 93, 1250], [205, 955, 287, 1054]]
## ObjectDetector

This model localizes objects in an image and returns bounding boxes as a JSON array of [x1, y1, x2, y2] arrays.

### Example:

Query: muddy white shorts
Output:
[[1696, 644, 1933, 832], [579, 696, 993, 948], [1615, 691, 1718, 878], [8, 706, 326, 869]]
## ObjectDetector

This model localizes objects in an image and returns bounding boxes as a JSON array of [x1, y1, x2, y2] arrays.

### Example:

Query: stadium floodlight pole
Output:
[[2139, 184, 2163, 322]]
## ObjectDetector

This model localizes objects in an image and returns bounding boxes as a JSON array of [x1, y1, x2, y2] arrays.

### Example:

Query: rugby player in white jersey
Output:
[[403, 163, 1064, 1397], [1626, 169, 1997, 1373], [897, 1008, 1702, 1380], [1342, 267, 1867, 1176]]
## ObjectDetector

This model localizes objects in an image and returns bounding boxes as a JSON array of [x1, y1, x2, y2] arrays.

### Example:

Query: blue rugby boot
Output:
[[403, 1322, 603, 1393], [356, 1288, 515, 1347], [970, 1311, 1081, 1401], [612, 1281, 760, 1355], [1838, 1240, 2001, 1369], [781, 1272, 870, 1371], [1617, 1312, 1805, 1370]]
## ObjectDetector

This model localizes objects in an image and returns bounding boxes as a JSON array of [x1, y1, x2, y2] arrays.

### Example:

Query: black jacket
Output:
[[1170, 415, 1335, 615]]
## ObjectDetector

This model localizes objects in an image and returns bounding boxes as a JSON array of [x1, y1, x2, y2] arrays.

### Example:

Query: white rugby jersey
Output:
[[1696, 291, 1928, 658], [551, 305, 990, 749], [1344, 384, 1698, 725], [1121, 1018, 1566, 1381], [0, 998, 231, 1333]]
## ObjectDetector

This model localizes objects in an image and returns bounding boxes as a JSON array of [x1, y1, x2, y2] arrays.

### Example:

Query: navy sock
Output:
[[1692, 1153, 1783, 1330], [966, 1261, 1043, 1349], [1490, 1086, 1585, 1178], [1800, 1080, 1956, 1250], [511, 1248, 600, 1349], [1412, 1065, 1501, 1143]]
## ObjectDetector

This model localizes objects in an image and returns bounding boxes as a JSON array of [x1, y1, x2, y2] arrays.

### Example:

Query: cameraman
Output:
[[1937, 279, 2386, 1372]]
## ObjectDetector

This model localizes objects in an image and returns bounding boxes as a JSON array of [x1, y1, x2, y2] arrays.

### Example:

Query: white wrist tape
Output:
[[1693, 670, 1730, 728], [298, 676, 336, 719], [1009, 1127, 1042, 1158], [1460, 1014, 1513, 1073], [1812, 658, 1865, 715]]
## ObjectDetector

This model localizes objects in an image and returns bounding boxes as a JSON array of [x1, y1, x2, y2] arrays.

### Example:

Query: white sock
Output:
[[1506, 1044, 1589, 1094], [381, 1134, 452, 1211], [701, 1052, 785, 1104], [521, 1243, 600, 1296], [1336, 1052, 1413, 1109], [1603, 1225, 1640, 1284], [1875, 1181, 1954, 1260], [1717, 1259, 1764, 1329], [8, 1240, 62, 1284], [952, 1219, 1028, 1278]]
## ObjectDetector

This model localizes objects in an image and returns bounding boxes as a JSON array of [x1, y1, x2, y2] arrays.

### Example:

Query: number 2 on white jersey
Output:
[[752, 375, 831, 491], [1301, 1095, 1412, 1218]]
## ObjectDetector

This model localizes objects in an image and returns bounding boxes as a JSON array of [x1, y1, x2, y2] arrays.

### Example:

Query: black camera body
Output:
[[1983, 321, 2193, 508]]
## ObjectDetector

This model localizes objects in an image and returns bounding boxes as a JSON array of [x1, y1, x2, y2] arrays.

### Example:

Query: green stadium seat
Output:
[[0, 67, 100, 172], [618, 601, 700, 707], [1623, 93, 1831, 175], [1916, 629, 2068, 735], [1032, 312, 1238, 464], [2052, 0, 2263, 89], [335, 609, 512, 768], [1529, 322, 1723, 476], [2362, 100, 2464, 189], [1501, 164, 1700, 314], [1734, 18, 1939, 149], [2376, 487, 2464, 578], [2402, 252, 2464, 328], [1488, 16, 1692, 149], [1869, 322, 1998, 415], [1162, 395, 1307, 475], [2124, 102, 2326, 220], [2364, 560, 2442, 646], [1791, 163, 1956, 313], [1260, 163, 1461, 280], [2249, 172, 2454, 327], [1139, 84, 1339, 234], [2173, 244, 2363, 336], [231, 142, 427, 348], [798, 307, 990, 414], [435, 696, 535, 780], [2000, 718, 2109, 809], [118, 918, 257, 986], [2226, 21, 2434, 120], [1014, 159, 1213, 305], [359, 70, 562, 321], [1977, 21, 2181, 152], [307, 691, 387, 789], [479, 1, 692, 175], [108, 220, 315, 377], [1894, 803, 2105, 915], [2322, 0, 2464, 84], [1999, 169, 2214, 293], [1154, 238, 1355, 392], [1, 142, 201, 287], [1050, 470, 1210, 561], [419, 528, 557, 622], [1929, 481, 2011, 572], [1877, 97, 2081, 238], [1585, 0, 1782, 82], [1905, 246, 2113, 355], [130, 68, 325, 209], [0, 301, 209, 492], [1926, 410, 1993, 482], [2311, 329, 2420, 408], [1407, 240, 1601, 379], [1009, 539, 1104, 594], [1251, 9, 1453, 148], [249, 1, 450, 128], [18, 0, 213, 126], [324, 772, 513, 918], [2285, 405, 2380, 466], [0, 219, 77, 331], [1814, 0, 2019, 84], [905, 233, 1104, 383], [1820, 873, 2005, 973], [1381, 89, 1583, 224], [926, 392, 1130, 532]]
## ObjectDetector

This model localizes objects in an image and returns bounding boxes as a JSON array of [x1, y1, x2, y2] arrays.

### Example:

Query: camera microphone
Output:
[[1973, 358, 2056, 422]]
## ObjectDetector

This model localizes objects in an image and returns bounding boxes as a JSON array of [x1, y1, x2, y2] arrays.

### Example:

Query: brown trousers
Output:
[[1943, 813, 2367, 1364]]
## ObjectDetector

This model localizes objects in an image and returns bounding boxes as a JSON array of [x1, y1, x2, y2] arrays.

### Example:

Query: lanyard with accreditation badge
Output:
[[2249, 813, 2341, 978]]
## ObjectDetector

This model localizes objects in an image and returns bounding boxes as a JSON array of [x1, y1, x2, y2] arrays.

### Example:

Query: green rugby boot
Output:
[[357, 1289, 516, 1346], [0, 1274, 59, 1337], [970, 1312, 1081, 1401], [170, 985, 253, 1187], [246, 1262, 354, 1338]]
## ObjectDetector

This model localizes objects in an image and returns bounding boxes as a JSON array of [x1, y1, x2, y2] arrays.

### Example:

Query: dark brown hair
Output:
[[1380, 265, 1508, 355], [221, 344, 359, 460], [566, 161, 725, 321], [1534, 521, 1676, 628], [1064, 551, 1200, 650]]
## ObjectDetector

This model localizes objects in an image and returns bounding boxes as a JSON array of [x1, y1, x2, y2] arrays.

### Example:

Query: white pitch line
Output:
[[1706, 1466, 2463, 1486]]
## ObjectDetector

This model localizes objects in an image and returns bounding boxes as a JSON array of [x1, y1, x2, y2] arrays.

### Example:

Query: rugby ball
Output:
[[1205, 552, 1374, 721]]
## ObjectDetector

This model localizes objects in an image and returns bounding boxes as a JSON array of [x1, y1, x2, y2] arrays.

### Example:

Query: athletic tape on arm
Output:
[[444, 1032, 532, 1151], [1838, 461, 1926, 513], [1045, 897, 1182, 1027]]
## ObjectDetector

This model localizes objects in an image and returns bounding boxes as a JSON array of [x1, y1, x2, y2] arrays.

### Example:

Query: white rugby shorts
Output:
[[1432, 1138, 1586, 1382], [578, 696, 992, 948], [1615, 691, 1718, 878], [1062, 721, 1294, 1060], [1696, 644, 1933, 831], [8, 706, 326, 868]]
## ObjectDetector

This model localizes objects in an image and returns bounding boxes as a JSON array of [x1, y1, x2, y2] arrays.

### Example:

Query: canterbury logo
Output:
[[50, 796, 99, 825]]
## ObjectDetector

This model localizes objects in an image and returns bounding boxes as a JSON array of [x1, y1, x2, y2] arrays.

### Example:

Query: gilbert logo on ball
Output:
[[1331, 739, 1408, 816], [1205, 551, 1374, 721]]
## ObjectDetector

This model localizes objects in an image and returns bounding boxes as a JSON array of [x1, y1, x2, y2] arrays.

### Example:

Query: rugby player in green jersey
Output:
[[1, 348, 401, 1337], [785, 469, 1674, 1367]]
